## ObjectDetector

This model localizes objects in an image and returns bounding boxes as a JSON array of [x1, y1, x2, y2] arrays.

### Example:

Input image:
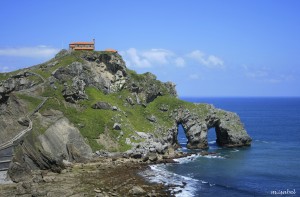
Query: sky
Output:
[[0, 0, 300, 97]]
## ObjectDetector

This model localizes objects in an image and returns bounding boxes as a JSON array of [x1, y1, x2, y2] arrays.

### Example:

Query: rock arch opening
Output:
[[207, 127, 218, 147], [175, 120, 226, 149], [176, 124, 187, 149], [174, 107, 251, 149]]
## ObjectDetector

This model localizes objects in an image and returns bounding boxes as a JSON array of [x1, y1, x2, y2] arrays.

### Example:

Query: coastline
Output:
[[0, 155, 193, 196]]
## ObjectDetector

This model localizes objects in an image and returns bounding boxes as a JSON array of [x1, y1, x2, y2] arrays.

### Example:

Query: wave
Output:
[[208, 140, 216, 144], [173, 153, 225, 164], [173, 154, 199, 164], [141, 164, 199, 197], [254, 139, 274, 144], [230, 149, 239, 152], [200, 154, 225, 159]]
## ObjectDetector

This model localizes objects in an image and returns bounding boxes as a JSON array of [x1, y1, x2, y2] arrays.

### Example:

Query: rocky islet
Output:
[[0, 50, 251, 194]]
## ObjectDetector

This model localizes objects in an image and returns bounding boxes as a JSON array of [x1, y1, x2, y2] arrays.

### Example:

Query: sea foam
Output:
[[141, 164, 199, 197], [173, 154, 199, 164]]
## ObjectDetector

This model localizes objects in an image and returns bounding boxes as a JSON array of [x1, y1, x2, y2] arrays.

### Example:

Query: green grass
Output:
[[31, 51, 83, 79], [6, 50, 216, 152], [145, 95, 187, 127], [38, 86, 134, 151], [15, 93, 43, 112], [0, 73, 9, 81], [0, 70, 23, 81]]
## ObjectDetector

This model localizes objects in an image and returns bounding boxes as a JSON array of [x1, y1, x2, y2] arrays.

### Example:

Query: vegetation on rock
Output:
[[0, 50, 251, 181]]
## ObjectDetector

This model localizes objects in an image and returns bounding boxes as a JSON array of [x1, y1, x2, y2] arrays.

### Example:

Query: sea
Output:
[[141, 97, 300, 197]]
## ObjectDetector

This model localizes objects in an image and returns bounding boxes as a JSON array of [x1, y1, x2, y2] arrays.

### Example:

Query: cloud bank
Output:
[[187, 50, 224, 69], [120, 48, 175, 68], [0, 46, 60, 58], [121, 48, 223, 69]]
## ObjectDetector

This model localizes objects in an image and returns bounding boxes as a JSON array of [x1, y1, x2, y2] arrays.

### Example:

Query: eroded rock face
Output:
[[2, 50, 251, 183], [174, 105, 252, 149], [8, 139, 64, 182], [53, 52, 127, 101], [53, 52, 177, 105], [62, 76, 88, 103], [38, 117, 93, 162], [126, 72, 177, 104], [0, 95, 28, 144], [0, 72, 38, 104], [8, 117, 93, 182]]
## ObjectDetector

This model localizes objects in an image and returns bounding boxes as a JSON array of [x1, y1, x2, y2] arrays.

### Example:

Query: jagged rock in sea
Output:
[[0, 50, 251, 182], [174, 106, 252, 149]]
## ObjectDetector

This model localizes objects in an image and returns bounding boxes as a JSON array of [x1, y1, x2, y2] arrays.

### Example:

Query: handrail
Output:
[[0, 70, 48, 151]]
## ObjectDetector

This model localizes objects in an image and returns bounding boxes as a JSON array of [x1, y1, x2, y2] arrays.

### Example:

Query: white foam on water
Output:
[[230, 149, 239, 152], [255, 139, 272, 144], [199, 154, 225, 159], [208, 146, 220, 150], [141, 164, 199, 197], [0, 171, 12, 184], [208, 140, 216, 144], [181, 147, 187, 150], [173, 154, 199, 164]]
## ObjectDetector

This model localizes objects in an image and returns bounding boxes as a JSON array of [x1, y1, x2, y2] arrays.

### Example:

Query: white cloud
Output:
[[141, 49, 173, 65], [121, 48, 224, 70], [175, 57, 185, 67], [121, 48, 174, 68], [121, 48, 151, 68], [187, 50, 224, 69], [0, 46, 60, 58]]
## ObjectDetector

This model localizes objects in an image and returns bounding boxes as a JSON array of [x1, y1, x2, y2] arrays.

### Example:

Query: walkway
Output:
[[0, 71, 48, 170]]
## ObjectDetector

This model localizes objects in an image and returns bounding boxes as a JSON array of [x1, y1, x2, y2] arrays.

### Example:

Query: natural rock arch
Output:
[[173, 106, 252, 149]]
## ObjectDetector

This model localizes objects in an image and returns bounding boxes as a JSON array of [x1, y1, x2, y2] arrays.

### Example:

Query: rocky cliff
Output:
[[0, 50, 251, 182]]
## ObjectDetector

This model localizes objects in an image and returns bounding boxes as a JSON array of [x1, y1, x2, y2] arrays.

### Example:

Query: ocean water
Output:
[[143, 98, 300, 197]]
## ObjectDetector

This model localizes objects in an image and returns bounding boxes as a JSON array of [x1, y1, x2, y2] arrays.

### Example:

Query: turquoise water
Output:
[[144, 98, 300, 196]]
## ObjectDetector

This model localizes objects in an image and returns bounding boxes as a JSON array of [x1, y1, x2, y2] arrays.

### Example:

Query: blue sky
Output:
[[1, 0, 300, 97]]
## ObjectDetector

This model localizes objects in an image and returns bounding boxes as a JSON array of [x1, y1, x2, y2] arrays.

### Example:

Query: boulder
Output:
[[62, 77, 88, 103], [126, 96, 135, 105], [136, 131, 150, 139], [125, 138, 131, 145], [159, 104, 169, 112], [113, 123, 121, 130], [148, 153, 158, 162], [38, 117, 93, 162], [92, 102, 112, 110], [129, 186, 146, 195], [17, 117, 30, 127], [146, 115, 157, 123], [112, 106, 118, 111]]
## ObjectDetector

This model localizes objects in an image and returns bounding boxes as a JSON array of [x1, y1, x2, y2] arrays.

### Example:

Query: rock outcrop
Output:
[[53, 52, 128, 99], [38, 117, 93, 162], [0, 72, 39, 104], [174, 105, 252, 149], [92, 101, 112, 110], [0, 50, 251, 182], [8, 117, 92, 182], [0, 95, 28, 144]]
